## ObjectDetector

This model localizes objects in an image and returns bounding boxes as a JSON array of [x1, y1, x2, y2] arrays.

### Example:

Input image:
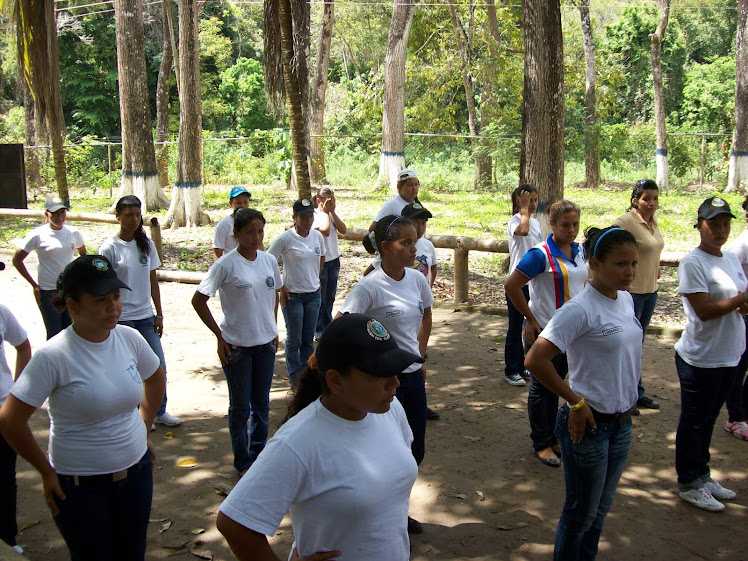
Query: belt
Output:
[[59, 463, 141, 487], [590, 407, 634, 426]]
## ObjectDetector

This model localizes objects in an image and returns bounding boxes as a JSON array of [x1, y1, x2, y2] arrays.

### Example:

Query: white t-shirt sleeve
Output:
[[11, 352, 58, 408], [267, 235, 285, 261], [677, 257, 709, 294], [71, 227, 85, 249], [338, 282, 374, 315], [219, 440, 306, 536], [149, 240, 161, 270], [196, 260, 228, 298], [418, 273, 434, 308], [20, 229, 40, 253], [1, 306, 27, 348], [538, 301, 587, 355]]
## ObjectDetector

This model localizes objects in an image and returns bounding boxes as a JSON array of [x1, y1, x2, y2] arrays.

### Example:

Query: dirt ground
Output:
[[2, 255, 748, 561]]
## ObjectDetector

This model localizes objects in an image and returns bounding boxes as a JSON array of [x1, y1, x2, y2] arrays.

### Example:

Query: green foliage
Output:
[[219, 58, 276, 133], [681, 56, 735, 132], [0, 106, 25, 143]]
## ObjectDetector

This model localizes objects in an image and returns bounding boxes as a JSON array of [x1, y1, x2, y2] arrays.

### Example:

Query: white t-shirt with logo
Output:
[[675, 248, 747, 368], [219, 398, 417, 561], [339, 268, 433, 373], [313, 209, 341, 261], [374, 195, 410, 222], [20, 224, 85, 290], [0, 305, 27, 407], [213, 214, 237, 254], [539, 284, 641, 414], [99, 236, 161, 321], [727, 229, 748, 278], [267, 228, 325, 294], [371, 237, 437, 284], [507, 213, 543, 274], [10, 325, 160, 475], [197, 250, 282, 348]]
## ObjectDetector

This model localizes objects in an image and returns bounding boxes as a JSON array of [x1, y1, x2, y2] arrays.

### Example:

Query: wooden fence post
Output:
[[149, 217, 163, 262], [454, 246, 469, 303]]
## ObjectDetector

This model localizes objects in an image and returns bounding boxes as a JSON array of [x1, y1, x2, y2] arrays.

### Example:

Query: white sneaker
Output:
[[154, 412, 181, 426], [679, 488, 725, 512], [703, 478, 736, 500], [12, 545, 23, 554]]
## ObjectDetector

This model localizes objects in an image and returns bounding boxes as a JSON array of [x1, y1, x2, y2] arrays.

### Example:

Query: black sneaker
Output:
[[426, 407, 440, 421], [521, 369, 532, 381], [407, 516, 424, 534], [637, 396, 660, 410], [505, 373, 527, 386]]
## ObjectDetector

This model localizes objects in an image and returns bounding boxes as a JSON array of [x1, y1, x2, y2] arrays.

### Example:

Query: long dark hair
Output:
[[583, 226, 637, 262], [115, 195, 150, 257], [628, 179, 658, 211], [284, 360, 353, 423], [363, 215, 415, 255], [511, 184, 538, 214]]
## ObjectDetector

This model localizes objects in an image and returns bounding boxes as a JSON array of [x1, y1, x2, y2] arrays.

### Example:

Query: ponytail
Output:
[[115, 195, 150, 257], [284, 365, 327, 423]]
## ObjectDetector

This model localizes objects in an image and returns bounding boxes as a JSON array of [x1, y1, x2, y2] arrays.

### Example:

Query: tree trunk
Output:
[[727, 0, 748, 193], [279, 0, 312, 199], [448, 0, 490, 188], [18, 67, 43, 190], [163, 0, 210, 228], [376, 0, 414, 191], [309, 0, 334, 185], [650, 0, 670, 190], [575, 0, 600, 190], [156, 0, 174, 190], [112, 0, 168, 211], [520, 0, 564, 231]]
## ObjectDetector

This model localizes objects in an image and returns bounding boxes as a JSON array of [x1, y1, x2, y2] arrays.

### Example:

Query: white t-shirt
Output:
[[539, 284, 641, 414], [339, 268, 433, 373], [507, 213, 543, 274], [675, 248, 747, 368], [0, 305, 27, 407], [727, 229, 748, 278], [11, 325, 160, 475], [374, 195, 410, 222], [515, 236, 588, 328], [99, 236, 161, 321], [219, 398, 417, 561], [197, 250, 282, 348], [267, 228, 325, 293], [313, 209, 341, 261], [371, 237, 437, 284], [20, 224, 85, 290], [213, 214, 237, 254]]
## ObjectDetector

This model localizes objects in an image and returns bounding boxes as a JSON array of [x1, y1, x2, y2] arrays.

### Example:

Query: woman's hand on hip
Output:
[[217, 335, 232, 365], [568, 405, 596, 444], [41, 471, 65, 516], [290, 548, 341, 561], [524, 319, 541, 346]]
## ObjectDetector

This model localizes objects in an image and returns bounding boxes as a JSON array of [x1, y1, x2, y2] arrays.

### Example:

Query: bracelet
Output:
[[155, 315, 163, 319], [569, 396, 586, 410]]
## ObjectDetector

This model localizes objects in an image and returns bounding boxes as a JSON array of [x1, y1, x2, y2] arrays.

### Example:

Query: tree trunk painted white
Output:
[[727, 0, 748, 193], [376, 0, 414, 191], [163, 0, 210, 228], [520, 0, 564, 231], [650, 0, 670, 190]]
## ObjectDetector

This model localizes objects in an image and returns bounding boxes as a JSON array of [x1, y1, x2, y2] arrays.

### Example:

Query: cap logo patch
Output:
[[302, 199, 311, 206], [413, 203, 423, 209], [713, 198, 726, 207], [92, 258, 109, 271], [366, 319, 390, 341], [52, 197, 62, 204]]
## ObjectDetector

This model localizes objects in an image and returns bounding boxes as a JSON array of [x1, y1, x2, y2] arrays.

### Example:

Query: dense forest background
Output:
[[0, 0, 740, 192]]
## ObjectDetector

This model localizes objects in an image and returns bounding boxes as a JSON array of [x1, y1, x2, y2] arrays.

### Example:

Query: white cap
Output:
[[398, 168, 418, 181]]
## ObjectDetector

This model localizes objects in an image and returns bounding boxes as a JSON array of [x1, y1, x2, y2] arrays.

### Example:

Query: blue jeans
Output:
[[119, 316, 168, 417], [53, 452, 152, 561], [554, 404, 632, 561], [675, 352, 737, 488], [396, 369, 427, 466], [40, 289, 71, 340], [505, 285, 529, 377], [222, 342, 277, 471], [282, 291, 321, 380], [316, 257, 341, 336], [631, 291, 658, 400], [725, 315, 748, 422]]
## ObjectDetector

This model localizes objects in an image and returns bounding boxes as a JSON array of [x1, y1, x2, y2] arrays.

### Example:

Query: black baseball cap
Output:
[[401, 202, 432, 220], [58, 255, 130, 297], [45, 197, 68, 212], [293, 198, 315, 215], [316, 313, 424, 377], [698, 197, 735, 220]]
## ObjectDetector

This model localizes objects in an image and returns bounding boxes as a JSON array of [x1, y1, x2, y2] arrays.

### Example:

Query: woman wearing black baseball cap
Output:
[[217, 313, 421, 561], [0, 255, 165, 560], [674, 197, 748, 512]]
